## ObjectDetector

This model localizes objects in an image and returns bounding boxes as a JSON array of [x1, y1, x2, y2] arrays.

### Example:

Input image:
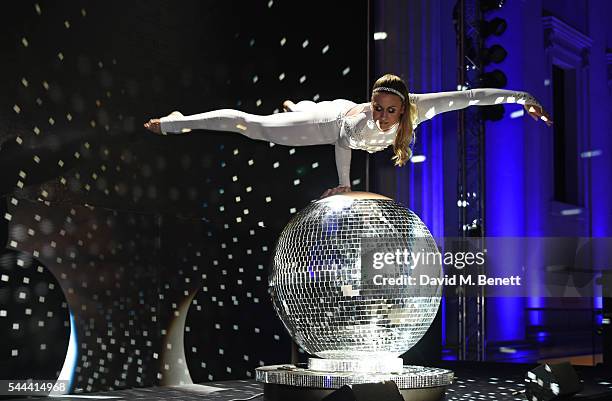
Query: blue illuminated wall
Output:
[[373, 0, 612, 358], [483, 1, 532, 344], [484, 0, 612, 345]]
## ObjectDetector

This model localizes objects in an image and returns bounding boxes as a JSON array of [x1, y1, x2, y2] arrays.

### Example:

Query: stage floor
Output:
[[6, 363, 612, 401]]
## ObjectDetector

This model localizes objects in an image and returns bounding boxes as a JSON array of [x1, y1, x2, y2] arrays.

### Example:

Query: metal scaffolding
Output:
[[456, 0, 487, 361]]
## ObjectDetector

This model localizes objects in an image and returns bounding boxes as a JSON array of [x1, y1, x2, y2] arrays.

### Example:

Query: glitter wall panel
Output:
[[6, 198, 161, 392]]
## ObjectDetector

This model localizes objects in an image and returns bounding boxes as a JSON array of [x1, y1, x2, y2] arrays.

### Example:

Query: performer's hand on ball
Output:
[[320, 186, 351, 199], [524, 103, 553, 127], [144, 119, 162, 134]]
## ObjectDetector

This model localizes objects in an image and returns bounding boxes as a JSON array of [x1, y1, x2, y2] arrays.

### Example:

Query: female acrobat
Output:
[[144, 73, 552, 197]]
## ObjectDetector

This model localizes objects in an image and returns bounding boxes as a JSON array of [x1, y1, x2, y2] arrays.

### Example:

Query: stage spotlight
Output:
[[524, 362, 583, 401], [480, 0, 505, 12], [322, 382, 403, 401], [482, 44, 508, 64], [466, 223, 483, 237], [478, 69, 507, 88], [482, 17, 507, 37], [477, 0, 508, 123]]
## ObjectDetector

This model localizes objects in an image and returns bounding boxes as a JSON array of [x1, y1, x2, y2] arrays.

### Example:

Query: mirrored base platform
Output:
[[256, 364, 454, 401]]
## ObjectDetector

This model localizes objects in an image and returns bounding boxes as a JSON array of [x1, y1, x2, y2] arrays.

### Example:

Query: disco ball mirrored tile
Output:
[[269, 193, 442, 360]]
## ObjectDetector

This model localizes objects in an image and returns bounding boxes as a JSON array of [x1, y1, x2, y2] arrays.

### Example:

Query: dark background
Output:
[[0, 0, 368, 392]]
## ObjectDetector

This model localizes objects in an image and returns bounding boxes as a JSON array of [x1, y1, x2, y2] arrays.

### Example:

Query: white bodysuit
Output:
[[160, 89, 540, 187]]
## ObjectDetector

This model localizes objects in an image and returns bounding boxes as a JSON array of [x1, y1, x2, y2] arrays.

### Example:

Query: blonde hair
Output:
[[371, 74, 416, 166]]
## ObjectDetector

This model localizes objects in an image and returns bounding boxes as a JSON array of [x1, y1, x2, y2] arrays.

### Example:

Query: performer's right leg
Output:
[[160, 108, 340, 146]]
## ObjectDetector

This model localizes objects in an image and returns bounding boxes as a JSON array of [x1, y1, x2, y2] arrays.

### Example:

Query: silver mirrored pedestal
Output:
[[256, 192, 453, 401]]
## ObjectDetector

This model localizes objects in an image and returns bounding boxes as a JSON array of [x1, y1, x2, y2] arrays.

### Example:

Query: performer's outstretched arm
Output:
[[412, 88, 552, 126]]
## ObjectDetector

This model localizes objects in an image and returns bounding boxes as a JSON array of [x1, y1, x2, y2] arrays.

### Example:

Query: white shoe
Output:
[[282, 101, 296, 112]]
